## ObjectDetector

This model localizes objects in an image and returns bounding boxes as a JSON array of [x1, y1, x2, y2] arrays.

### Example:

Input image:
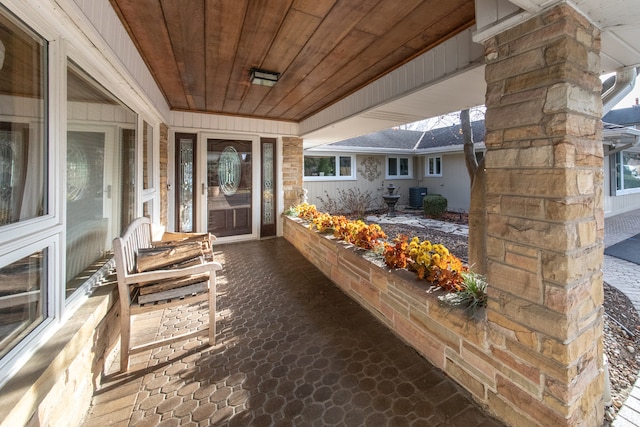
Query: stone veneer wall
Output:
[[0, 283, 119, 427], [483, 4, 604, 426], [282, 137, 304, 210], [284, 217, 504, 422]]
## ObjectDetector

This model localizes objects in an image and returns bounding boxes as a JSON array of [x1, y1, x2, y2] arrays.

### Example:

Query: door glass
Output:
[[176, 135, 195, 232], [261, 139, 276, 238], [207, 139, 252, 237]]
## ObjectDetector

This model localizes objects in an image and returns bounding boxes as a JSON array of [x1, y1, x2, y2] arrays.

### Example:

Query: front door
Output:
[[204, 138, 253, 238], [175, 133, 277, 240]]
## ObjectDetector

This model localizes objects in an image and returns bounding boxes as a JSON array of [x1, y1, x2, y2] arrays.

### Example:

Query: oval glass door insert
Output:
[[218, 146, 241, 195]]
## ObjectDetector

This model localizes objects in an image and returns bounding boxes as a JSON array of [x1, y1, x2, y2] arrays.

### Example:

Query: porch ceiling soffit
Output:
[[299, 28, 486, 149], [474, 0, 640, 73]]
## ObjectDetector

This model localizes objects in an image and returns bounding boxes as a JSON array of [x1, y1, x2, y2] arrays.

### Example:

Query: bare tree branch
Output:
[[461, 108, 478, 185]]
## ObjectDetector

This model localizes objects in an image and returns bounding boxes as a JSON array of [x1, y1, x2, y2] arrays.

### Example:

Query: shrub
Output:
[[317, 187, 381, 219], [423, 194, 447, 218]]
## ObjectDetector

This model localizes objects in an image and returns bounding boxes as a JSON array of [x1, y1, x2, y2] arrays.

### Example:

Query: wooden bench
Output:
[[112, 217, 222, 371]]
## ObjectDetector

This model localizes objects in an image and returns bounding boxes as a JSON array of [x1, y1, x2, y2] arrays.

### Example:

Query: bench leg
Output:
[[208, 275, 216, 345], [120, 303, 131, 372]]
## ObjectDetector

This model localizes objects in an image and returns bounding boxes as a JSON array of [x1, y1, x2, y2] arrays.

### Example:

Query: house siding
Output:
[[421, 152, 473, 213], [304, 153, 474, 214]]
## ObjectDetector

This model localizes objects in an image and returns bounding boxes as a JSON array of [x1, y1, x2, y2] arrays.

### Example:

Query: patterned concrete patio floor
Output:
[[82, 238, 505, 427]]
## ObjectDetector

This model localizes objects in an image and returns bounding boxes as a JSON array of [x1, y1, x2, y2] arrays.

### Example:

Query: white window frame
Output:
[[303, 154, 356, 181], [385, 156, 412, 179], [613, 150, 640, 196], [425, 156, 443, 177], [139, 117, 160, 222], [0, 4, 60, 385]]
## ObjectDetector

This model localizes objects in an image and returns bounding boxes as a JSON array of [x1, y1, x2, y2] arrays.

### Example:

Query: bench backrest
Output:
[[113, 217, 153, 278]]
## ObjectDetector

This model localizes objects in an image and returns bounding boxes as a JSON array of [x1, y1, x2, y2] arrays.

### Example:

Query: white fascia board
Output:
[[304, 146, 416, 155], [306, 142, 487, 156], [414, 142, 486, 156]]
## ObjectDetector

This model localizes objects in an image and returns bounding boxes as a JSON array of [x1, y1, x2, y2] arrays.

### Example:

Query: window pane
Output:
[[66, 62, 137, 297], [400, 158, 409, 176], [339, 156, 351, 176], [0, 7, 47, 227], [427, 157, 442, 176], [0, 249, 47, 359], [388, 158, 397, 176], [304, 156, 335, 176], [622, 152, 640, 190]]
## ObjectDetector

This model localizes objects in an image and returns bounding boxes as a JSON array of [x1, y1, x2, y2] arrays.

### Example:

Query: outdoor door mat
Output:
[[605, 233, 640, 265]]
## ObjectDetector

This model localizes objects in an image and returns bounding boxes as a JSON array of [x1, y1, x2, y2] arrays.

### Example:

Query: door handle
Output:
[[202, 183, 206, 195]]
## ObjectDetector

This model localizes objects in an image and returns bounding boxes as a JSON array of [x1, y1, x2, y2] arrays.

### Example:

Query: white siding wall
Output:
[[304, 154, 424, 213], [304, 154, 474, 214], [304, 155, 388, 212], [171, 111, 299, 136], [71, 0, 170, 120], [419, 153, 472, 213]]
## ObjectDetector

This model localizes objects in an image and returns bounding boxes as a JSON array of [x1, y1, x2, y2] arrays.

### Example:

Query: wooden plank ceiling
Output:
[[109, 0, 475, 122]]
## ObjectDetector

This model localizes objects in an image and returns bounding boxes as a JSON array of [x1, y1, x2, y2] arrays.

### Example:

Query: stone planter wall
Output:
[[283, 217, 508, 416]]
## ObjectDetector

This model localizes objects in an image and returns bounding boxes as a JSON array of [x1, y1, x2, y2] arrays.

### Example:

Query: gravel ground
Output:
[[373, 212, 640, 422]]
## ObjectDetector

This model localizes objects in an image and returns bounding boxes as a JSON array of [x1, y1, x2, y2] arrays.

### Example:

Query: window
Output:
[[0, 11, 47, 228], [304, 155, 355, 180], [425, 156, 442, 177], [66, 62, 137, 297], [0, 249, 47, 360], [614, 151, 640, 194], [0, 4, 49, 371], [386, 156, 412, 178]]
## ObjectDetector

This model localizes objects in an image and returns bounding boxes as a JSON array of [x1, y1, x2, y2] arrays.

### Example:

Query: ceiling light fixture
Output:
[[249, 68, 279, 87]]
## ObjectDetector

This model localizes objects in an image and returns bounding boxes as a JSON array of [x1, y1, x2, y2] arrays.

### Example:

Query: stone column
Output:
[[483, 4, 604, 425], [282, 137, 304, 209]]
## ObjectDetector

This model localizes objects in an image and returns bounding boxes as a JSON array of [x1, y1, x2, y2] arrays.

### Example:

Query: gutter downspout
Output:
[[602, 66, 639, 115]]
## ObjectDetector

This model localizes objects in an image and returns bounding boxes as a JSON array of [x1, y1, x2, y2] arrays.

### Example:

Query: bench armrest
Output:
[[123, 260, 223, 286]]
